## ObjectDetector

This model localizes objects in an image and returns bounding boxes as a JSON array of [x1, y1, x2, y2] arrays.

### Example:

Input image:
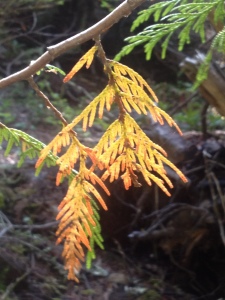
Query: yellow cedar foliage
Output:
[[36, 130, 72, 168], [96, 113, 187, 196], [62, 84, 115, 132], [36, 132, 85, 186], [110, 61, 182, 134], [36, 44, 188, 281], [63, 46, 98, 83], [110, 60, 159, 103]]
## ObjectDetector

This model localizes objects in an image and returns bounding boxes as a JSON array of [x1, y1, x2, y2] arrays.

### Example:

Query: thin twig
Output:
[[0, 225, 13, 238], [27, 76, 69, 127], [13, 221, 58, 230], [1, 270, 31, 300], [169, 92, 198, 116], [0, 221, 58, 238]]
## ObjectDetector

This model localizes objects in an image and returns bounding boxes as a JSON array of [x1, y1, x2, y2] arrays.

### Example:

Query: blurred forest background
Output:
[[1, 0, 225, 299]]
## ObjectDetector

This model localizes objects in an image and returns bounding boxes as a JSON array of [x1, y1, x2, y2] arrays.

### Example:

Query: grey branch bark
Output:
[[0, 0, 147, 89]]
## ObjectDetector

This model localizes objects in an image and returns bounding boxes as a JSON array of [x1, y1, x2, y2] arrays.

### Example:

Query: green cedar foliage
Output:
[[116, 0, 225, 86]]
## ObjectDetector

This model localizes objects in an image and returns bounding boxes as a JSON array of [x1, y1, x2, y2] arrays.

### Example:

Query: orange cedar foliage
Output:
[[83, 181, 108, 211], [35, 46, 188, 281], [84, 168, 110, 198], [60, 226, 87, 282], [121, 169, 132, 190], [34, 119, 110, 281], [84, 147, 98, 165], [63, 46, 97, 83], [56, 170, 108, 282], [56, 140, 83, 185]]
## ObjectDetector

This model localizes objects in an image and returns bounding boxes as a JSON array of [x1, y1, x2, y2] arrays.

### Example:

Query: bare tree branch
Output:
[[0, 0, 147, 89]]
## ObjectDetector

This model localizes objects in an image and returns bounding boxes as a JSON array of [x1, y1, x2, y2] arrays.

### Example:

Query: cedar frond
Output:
[[86, 207, 104, 269], [111, 63, 182, 134], [110, 61, 159, 102], [0, 123, 58, 174], [63, 46, 98, 83], [124, 114, 187, 185], [84, 169, 110, 196], [61, 85, 115, 132], [94, 119, 123, 157], [36, 130, 72, 168], [99, 113, 187, 195], [99, 138, 124, 168], [56, 139, 82, 185], [101, 154, 125, 182], [83, 181, 107, 210], [101, 152, 141, 189], [56, 163, 108, 281], [0, 40, 189, 283], [158, 152, 188, 184], [117, 76, 177, 130], [154, 107, 182, 135], [121, 169, 132, 190], [123, 114, 167, 156], [84, 147, 99, 165], [0, 123, 19, 155], [140, 167, 172, 196]]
